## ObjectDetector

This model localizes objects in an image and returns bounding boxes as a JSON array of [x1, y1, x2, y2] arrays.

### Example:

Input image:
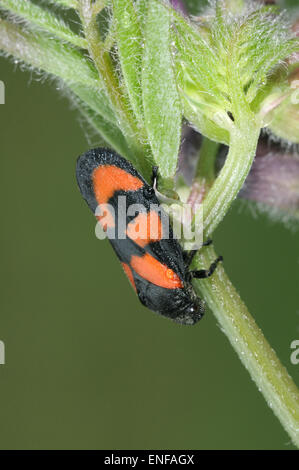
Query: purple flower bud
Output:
[[261, 16, 299, 146], [170, 0, 188, 15], [177, 125, 201, 185], [240, 149, 299, 223], [288, 19, 299, 65]]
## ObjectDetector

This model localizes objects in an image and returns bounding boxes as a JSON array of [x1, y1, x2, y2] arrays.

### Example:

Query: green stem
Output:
[[79, 0, 151, 177], [92, 0, 106, 15], [191, 107, 299, 445], [190, 113, 299, 445], [193, 245, 299, 447], [186, 138, 219, 211], [78, 0, 125, 119], [200, 121, 260, 237], [196, 137, 220, 185], [103, 19, 116, 51], [78, 0, 151, 177]]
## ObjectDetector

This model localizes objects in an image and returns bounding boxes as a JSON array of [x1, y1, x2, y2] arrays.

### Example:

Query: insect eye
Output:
[[143, 186, 155, 199]]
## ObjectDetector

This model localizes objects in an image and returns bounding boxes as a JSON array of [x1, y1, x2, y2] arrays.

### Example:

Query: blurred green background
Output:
[[0, 44, 298, 449]]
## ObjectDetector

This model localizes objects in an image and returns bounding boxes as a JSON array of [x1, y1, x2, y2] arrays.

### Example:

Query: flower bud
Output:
[[289, 18, 299, 64], [265, 87, 299, 145], [239, 148, 299, 224], [259, 17, 299, 145], [170, 0, 188, 15], [172, 1, 297, 146], [177, 124, 201, 185]]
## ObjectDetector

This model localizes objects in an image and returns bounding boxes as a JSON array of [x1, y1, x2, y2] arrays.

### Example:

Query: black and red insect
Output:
[[76, 148, 222, 325]]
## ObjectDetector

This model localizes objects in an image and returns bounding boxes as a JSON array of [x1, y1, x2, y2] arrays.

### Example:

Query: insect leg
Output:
[[151, 165, 159, 189], [202, 238, 213, 247], [183, 249, 198, 267], [187, 255, 223, 280], [143, 166, 159, 199]]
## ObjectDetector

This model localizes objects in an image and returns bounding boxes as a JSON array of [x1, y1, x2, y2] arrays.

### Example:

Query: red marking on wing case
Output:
[[92, 165, 143, 204], [121, 262, 137, 292], [126, 211, 163, 247], [130, 254, 183, 289]]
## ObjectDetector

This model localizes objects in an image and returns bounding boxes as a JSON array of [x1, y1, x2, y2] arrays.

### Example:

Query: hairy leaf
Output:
[[113, 0, 144, 124], [80, 105, 135, 162], [70, 84, 117, 125], [0, 19, 99, 89], [0, 0, 86, 48], [142, 0, 182, 178], [49, 0, 78, 9], [168, 1, 298, 138]]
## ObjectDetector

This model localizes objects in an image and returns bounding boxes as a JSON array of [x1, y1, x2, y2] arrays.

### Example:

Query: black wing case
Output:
[[76, 148, 186, 278]]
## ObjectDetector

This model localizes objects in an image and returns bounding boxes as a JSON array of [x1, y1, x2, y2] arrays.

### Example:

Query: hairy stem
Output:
[[196, 137, 219, 185], [78, 0, 128, 126], [191, 106, 299, 446], [78, 0, 150, 175], [192, 245, 299, 446], [200, 122, 260, 236]]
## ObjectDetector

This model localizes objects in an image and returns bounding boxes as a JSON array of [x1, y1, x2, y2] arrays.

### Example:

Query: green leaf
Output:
[[80, 105, 135, 163], [169, 2, 298, 136], [0, 0, 86, 48], [183, 96, 230, 145], [69, 84, 117, 125], [142, 0, 182, 178], [135, 0, 148, 32], [170, 6, 228, 107], [246, 38, 299, 103], [0, 19, 99, 89], [112, 0, 144, 124]]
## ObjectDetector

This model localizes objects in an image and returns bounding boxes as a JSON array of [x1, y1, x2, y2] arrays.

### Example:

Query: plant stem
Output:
[[200, 122, 260, 237], [78, 0, 150, 176], [196, 137, 219, 184], [187, 138, 219, 211], [192, 244, 299, 447], [78, 0, 129, 131], [191, 114, 299, 446]]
